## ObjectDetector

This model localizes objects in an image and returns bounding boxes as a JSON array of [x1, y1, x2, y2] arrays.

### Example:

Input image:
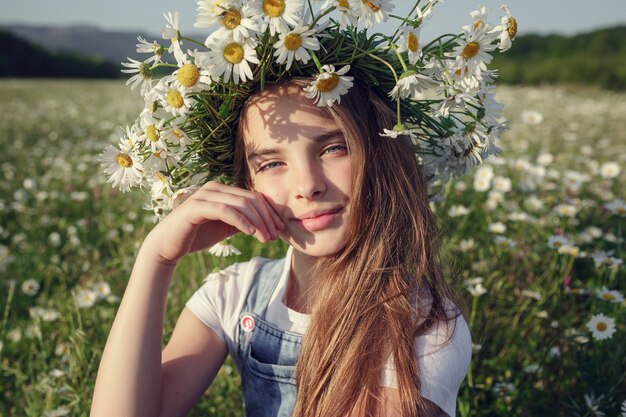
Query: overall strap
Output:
[[244, 256, 286, 319]]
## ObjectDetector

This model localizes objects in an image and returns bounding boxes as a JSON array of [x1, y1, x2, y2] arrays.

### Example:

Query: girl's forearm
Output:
[[90, 244, 177, 417]]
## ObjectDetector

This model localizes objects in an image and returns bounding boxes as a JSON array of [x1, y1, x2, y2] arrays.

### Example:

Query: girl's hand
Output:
[[142, 181, 284, 265]]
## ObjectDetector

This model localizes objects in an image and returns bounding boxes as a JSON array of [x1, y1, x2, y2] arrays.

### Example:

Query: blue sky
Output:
[[1, 0, 625, 40]]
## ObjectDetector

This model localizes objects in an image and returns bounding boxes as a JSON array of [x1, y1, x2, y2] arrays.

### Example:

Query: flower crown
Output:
[[101, 0, 517, 218]]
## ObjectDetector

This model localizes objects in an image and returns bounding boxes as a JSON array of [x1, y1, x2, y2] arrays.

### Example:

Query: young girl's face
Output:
[[242, 86, 353, 257]]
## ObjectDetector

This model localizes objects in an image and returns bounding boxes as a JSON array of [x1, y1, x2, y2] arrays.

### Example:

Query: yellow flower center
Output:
[[554, 242, 562, 247], [167, 90, 185, 109], [263, 0, 285, 17], [499, 240, 510, 247], [284, 33, 302, 51], [116, 153, 133, 168], [154, 151, 162, 158], [338, 0, 350, 8], [463, 41, 480, 59], [596, 322, 607, 332], [316, 73, 339, 92], [617, 207, 626, 215], [146, 125, 160, 142], [173, 129, 184, 138], [362, 0, 380, 12], [603, 294, 616, 301], [473, 20, 483, 30], [407, 32, 419, 52], [224, 42, 245, 64], [508, 17, 518, 39], [222, 8, 242, 29], [177, 64, 200, 88]]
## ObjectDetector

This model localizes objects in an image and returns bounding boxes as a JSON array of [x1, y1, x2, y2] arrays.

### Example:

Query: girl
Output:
[[90, 77, 472, 417]]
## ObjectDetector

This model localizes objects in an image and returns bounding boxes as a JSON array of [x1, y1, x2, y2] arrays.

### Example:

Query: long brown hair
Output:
[[234, 78, 463, 417]]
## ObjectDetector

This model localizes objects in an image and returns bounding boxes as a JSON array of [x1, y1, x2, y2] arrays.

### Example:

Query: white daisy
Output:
[[355, 0, 394, 29], [304, 64, 353, 107], [208, 240, 242, 257], [120, 57, 153, 96], [494, 235, 516, 248], [43, 406, 71, 417], [553, 203, 578, 218], [379, 125, 417, 140], [459, 238, 475, 252], [100, 131, 145, 193], [148, 170, 175, 200], [488, 222, 506, 233], [595, 286, 625, 303], [599, 161, 621, 179], [162, 123, 191, 148], [586, 313, 616, 341], [21, 278, 40, 296], [92, 281, 112, 299], [464, 277, 487, 297], [557, 245, 580, 257], [144, 149, 181, 172], [198, 2, 260, 43], [168, 50, 213, 93], [273, 24, 320, 70], [547, 235, 573, 249], [448, 205, 470, 217], [162, 11, 182, 47], [75, 288, 97, 309], [195, 0, 233, 28], [520, 110, 543, 125], [397, 27, 423, 65], [249, 0, 304, 36], [320, 0, 358, 30], [155, 82, 194, 117], [462, 5, 493, 35], [139, 113, 169, 152], [135, 36, 165, 64], [448, 28, 497, 78], [491, 5, 517, 52], [388, 70, 436, 101], [203, 35, 260, 84], [605, 198, 626, 216]]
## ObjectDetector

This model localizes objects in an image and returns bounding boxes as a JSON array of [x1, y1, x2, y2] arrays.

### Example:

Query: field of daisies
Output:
[[0, 78, 624, 417]]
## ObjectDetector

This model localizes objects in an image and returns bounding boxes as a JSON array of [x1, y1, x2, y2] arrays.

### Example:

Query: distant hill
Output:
[[2, 24, 167, 66], [490, 25, 626, 89], [0, 30, 119, 78], [1, 23, 625, 89]]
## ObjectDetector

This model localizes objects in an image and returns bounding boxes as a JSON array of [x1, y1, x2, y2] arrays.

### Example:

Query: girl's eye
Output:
[[258, 161, 283, 172], [323, 144, 348, 155]]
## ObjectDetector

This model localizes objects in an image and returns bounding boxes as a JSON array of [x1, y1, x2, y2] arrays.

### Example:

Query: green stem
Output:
[[309, 50, 324, 72], [181, 36, 207, 49], [311, 5, 336, 27]]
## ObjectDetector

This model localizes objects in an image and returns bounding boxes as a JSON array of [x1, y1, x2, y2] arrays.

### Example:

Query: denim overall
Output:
[[236, 257, 302, 417]]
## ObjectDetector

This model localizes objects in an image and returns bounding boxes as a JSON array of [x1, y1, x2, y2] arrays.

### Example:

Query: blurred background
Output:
[[2, 0, 626, 88], [0, 1, 625, 417]]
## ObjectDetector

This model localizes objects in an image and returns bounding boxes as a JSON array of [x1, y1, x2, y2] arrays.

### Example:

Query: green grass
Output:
[[0, 79, 624, 417]]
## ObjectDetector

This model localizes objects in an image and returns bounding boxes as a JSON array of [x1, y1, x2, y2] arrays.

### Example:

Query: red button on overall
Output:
[[240, 314, 255, 332]]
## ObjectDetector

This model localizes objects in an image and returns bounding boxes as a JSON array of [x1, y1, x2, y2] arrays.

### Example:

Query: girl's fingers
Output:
[[192, 191, 274, 242], [259, 193, 285, 232], [215, 204, 258, 236], [193, 182, 284, 241]]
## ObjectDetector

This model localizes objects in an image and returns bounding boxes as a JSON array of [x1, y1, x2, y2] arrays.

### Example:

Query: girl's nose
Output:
[[294, 163, 326, 200]]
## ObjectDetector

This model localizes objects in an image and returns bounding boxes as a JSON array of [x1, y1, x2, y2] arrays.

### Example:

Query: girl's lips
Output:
[[295, 209, 342, 232]]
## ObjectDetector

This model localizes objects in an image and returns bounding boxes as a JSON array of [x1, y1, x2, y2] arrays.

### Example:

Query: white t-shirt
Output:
[[186, 246, 472, 417]]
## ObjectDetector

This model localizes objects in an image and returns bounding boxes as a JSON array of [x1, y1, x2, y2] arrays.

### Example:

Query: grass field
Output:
[[0, 79, 624, 417]]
